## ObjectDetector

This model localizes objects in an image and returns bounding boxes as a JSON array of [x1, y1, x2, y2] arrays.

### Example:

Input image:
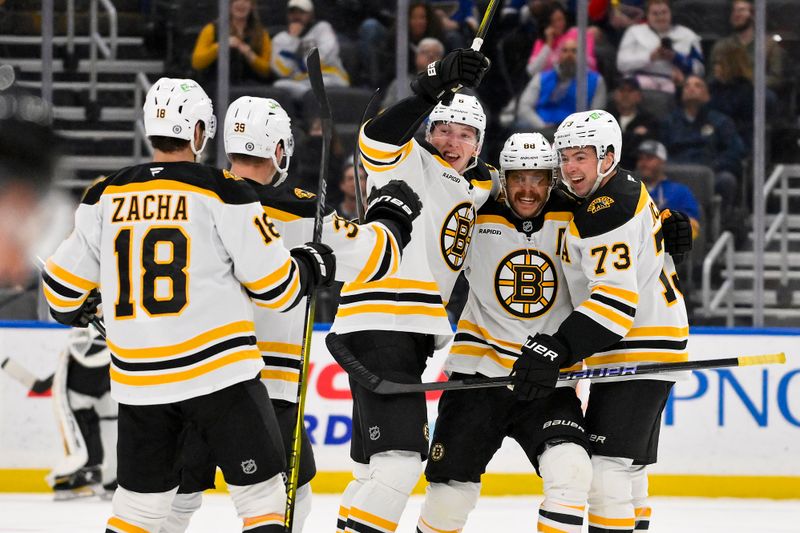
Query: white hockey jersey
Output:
[[331, 125, 496, 345], [248, 182, 401, 402], [446, 190, 583, 378], [43, 162, 307, 405], [559, 169, 689, 379]]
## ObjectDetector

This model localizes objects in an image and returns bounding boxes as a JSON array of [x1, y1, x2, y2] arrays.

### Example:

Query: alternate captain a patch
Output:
[[587, 195, 614, 214], [440, 202, 476, 270], [294, 188, 316, 199], [494, 249, 557, 319]]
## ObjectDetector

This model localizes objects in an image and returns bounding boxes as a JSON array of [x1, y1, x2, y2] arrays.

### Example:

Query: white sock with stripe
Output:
[[337, 462, 369, 532], [346, 451, 422, 533]]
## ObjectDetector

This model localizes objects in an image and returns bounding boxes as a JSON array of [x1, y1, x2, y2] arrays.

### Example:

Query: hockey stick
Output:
[[326, 333, 786, 394], [285, 47, 332, 532], [36, 256, 106, 338], [352, 88, 382, 223], [470, 0, 501, 51], [0, 355, 54, 393]]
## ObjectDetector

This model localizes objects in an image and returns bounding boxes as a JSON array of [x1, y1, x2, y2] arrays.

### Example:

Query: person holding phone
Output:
[[616, 0, 704, 93]]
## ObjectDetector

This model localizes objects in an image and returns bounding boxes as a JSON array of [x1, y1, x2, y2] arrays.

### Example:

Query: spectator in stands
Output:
[[708, 39, 776, 151], [431, 0, 476, 50], [271, 0, 350, 99], [661, 74, 744, 215], [516, 38, 607, 132], [337, 161, 367, 222], [381, 37, 445, 109], [589, 0, 645, 44], [608, 75, 660, 169], [710, 0, 784, 91], [636, 139, 700, 238], [527, 2, 598, 77], [377, 0, 449, 87], [616, 0, 704, 94], [191, 0, 271, 83]]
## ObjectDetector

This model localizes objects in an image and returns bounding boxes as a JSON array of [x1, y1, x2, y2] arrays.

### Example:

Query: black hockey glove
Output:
[[661, 209, 693, 265], [410, 48, 490, 104], [291, 242, 336, 290], [364, 180, 423, 249], [50, 289, 101, 328], [511, 333, 570, 401]]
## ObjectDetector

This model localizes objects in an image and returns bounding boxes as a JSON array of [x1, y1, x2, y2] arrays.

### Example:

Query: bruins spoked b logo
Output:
[[440, 202, 476, 270], [495, 249, 557, 318]]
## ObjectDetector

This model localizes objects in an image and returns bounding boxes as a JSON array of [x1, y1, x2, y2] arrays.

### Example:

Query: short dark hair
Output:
[[148, 136, 190, 153], [228, 152, 264, 165]]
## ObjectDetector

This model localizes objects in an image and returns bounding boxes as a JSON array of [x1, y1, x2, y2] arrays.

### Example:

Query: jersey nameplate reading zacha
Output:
[[110, 194, 188, 223]]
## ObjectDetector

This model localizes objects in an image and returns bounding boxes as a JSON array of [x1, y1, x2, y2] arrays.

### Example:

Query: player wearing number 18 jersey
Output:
[[43, 78, 335, 533], [511, 110, 690, 533]]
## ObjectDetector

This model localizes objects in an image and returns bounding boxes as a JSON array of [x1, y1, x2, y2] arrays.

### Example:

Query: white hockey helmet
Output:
[[143, 77, 216, 156], [67, 325, 110, 368], [426, 93, 487, 151], [224, 96, 295, 187], [499, 133, 557, 216], [553, 109, 622, 197]]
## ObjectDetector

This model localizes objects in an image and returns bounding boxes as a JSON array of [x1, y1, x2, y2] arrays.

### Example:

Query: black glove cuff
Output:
[[372, 217, 411, 250]]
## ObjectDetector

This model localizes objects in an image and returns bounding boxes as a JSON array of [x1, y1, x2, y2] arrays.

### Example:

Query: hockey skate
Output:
[[52, 466, 103, 501]]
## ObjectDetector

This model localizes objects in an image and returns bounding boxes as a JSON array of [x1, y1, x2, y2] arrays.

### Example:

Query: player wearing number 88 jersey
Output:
[[417, 133, 593, 533], [510, 110, 690, 533], [42, 78, 334, 533]]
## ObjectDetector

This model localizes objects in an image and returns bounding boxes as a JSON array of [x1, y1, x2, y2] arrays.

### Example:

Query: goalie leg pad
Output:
[[159, 492, 203, 533], [346, 451, 422, 532], [227, 472, 286, 523], [109, 485, 178, 532], [588, 455, 636, 532], [337, 462, 369, 532], [539, 441, 591, 532], [417, 481, 480, 533]]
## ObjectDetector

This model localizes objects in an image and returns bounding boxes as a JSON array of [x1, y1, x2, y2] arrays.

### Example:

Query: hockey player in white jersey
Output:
[[510, 110, 692, 533], [42, 78, 339, 533], [327, 47, 493, 533], [48, 325, 118, 500], [416, 133, 592, 533], [161, 97, 421, 533]]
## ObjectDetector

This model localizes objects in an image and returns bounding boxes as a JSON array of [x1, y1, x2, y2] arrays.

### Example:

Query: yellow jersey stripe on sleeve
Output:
[[260, 369, 300, 382], [253, 273, 301, 311], [42, 284, 89, 310], [46, 258, 98, 292], [591, 284, 640, 305], [342, 278, 440, 293], [355, 226, 387, 283], [586, 351, 689, 366], [244, 258, 293, 292], [580, 300, 634, 331]]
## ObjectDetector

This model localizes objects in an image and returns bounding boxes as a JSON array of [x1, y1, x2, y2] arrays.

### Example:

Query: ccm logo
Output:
[[524, 340, 559, 361]]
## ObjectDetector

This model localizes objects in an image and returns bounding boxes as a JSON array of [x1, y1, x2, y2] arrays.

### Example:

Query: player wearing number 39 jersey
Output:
[[511, 110, 691, 533], [42, 78, 333, 533], [162, 96, 421, 533]]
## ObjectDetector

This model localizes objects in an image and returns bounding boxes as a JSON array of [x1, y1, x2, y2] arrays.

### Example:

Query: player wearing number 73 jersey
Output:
[[42, 78, 334, 533], [511, 110, 690, 533]]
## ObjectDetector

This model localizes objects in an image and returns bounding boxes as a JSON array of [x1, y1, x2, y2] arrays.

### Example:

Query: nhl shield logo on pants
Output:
[[368, 426, 381, 441], [241, 459, 257, 474]]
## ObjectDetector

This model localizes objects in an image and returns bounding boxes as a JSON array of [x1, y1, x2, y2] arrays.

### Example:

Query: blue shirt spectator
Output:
[[636, 139, 701, 238], [660, 75, 744, 210]]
